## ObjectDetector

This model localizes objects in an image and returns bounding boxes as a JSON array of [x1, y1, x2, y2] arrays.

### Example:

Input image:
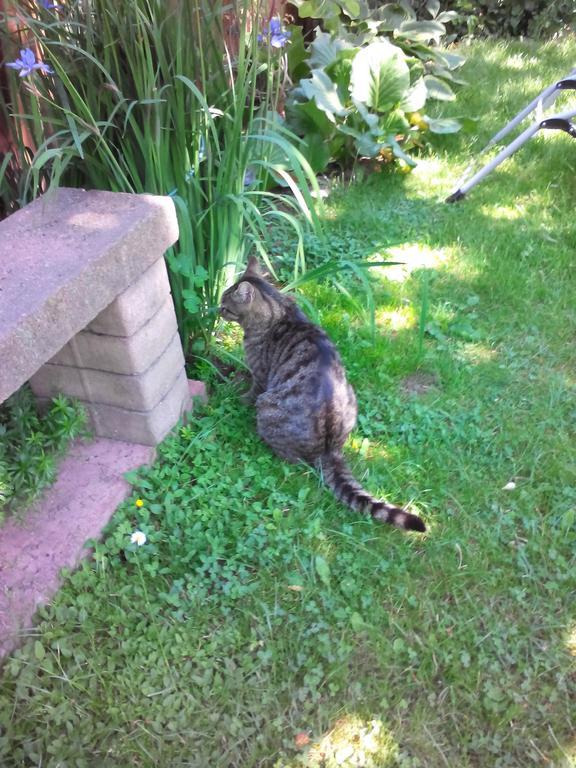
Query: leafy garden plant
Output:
[[290, 0, 367, 34], [0, 387, 87, 523], [285, 0, 466, 171], [448, 0, 575, 38], [1, 0, 320, 352], [294, 0, 575, 40]]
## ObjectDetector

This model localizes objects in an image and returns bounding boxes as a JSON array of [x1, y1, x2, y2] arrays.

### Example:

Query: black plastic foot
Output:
[[540, 118, 576, 138], [445, 189, 466, 203]]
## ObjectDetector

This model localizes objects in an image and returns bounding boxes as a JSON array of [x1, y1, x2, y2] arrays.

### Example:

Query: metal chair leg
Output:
[[446, 70, 576, 203]]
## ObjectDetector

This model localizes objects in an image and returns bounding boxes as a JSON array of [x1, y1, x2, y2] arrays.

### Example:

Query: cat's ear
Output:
[[235, 281, 255, 303], [244, 256, 263, 277]]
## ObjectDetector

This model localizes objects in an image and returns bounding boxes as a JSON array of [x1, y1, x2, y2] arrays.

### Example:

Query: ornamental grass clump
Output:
[[1, 0, 319, 350]]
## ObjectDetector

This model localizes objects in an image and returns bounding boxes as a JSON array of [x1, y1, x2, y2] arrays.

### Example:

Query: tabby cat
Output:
[[220, 257, 425, 532]]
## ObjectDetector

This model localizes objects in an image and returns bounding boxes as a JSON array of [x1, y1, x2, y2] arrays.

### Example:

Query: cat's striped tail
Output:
[[319, 451, 426, 532]]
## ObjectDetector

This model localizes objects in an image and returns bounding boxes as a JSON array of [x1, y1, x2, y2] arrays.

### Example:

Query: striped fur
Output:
[[220, 257, 425, 533]]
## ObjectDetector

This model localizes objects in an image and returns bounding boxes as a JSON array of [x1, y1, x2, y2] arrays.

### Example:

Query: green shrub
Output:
[[0, 387, 87, 522], [285, 0, 466, 171], [446, 0, 575, 38]]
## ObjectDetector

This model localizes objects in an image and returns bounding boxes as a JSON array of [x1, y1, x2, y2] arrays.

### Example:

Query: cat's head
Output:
[[220, 257, 290, 329]]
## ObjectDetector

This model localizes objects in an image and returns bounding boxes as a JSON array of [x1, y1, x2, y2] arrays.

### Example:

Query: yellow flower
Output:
[[408, 112, 429, 130], [135, 498, 144, 508]]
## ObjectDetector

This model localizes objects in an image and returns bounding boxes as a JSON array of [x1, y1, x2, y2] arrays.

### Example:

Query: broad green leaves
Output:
[[400, 77, 427, 112], [424, 74, 457, 101], [309, 30, 353, 69], [300, 69, 347, 121], [285, 0, 466, 173], [302, 132, 332, 172], [296, 0, 364, 23], [315, 554, 331, 586], [425, 116, 462, 134], [34, 641, 46, 661], [396, 19, 447, 43], [286, 19, 464, 172], [350, 41, 410, 113]]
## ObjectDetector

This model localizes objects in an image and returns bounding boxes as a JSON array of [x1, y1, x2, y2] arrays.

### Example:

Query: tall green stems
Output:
[[1, 0, 320, 352]]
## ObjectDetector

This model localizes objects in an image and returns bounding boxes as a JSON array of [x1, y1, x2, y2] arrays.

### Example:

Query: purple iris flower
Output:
[[6, 48, 54, 78], [39, 0, 62, 8], [258, 17, 291, 49], [243, 168, 256, 186]]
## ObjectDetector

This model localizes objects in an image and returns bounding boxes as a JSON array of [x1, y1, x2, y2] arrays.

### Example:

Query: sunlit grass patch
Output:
[[406, 157, 456, 196], [567, 626, 576, 658], [378, 244, 450, 282], [376, 307, 415, 332], [456, 342, 498, 365], [479, 202, 524, 221], [281, 716, 399, 768]]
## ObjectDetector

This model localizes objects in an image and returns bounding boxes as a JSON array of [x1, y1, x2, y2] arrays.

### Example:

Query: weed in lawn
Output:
[[0, 387, 88, 523]]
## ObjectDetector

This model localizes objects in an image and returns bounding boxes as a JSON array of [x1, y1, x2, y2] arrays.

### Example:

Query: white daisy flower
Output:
[[130, 530, 147, 546]]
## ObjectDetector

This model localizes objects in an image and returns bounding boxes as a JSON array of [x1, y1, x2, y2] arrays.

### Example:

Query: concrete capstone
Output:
[[0, 188, 178, 402]]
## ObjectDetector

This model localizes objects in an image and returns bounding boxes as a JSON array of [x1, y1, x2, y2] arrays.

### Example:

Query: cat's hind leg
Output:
[[255, 392, 320, 464]]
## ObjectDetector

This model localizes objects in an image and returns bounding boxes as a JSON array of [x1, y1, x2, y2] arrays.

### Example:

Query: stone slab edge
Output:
[[0, 438, 155, 661]]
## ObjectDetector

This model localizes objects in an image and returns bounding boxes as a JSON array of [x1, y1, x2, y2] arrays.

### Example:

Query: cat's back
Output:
[[254, 312, 357, 461], [258, 313, 349, 401]]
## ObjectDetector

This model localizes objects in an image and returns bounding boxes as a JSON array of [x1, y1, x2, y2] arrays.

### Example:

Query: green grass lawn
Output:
[[1, 38, 575, 767]]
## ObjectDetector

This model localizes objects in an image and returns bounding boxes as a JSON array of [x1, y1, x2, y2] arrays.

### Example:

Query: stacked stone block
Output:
[[30, 259, 190, 445], [0, 188, 199, 446]]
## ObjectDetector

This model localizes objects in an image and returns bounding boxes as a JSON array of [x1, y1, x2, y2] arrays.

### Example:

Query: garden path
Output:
[[0, 438, 154, 658]]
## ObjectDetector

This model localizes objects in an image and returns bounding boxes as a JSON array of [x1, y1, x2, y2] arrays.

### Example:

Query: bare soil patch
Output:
[[400, 372, 439, 396]]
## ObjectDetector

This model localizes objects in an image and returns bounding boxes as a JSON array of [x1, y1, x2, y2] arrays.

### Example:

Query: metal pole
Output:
[[446, 107, 576, 202]]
